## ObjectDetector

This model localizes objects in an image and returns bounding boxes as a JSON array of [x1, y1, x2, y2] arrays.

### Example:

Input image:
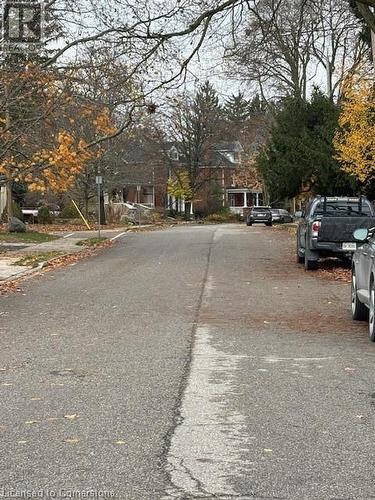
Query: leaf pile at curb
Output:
[[0, 281, 24, 296], [0, 240, 113, 296]]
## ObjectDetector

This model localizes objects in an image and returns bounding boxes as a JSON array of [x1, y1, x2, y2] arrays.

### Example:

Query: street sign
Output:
[[96, 176, 102, 185]]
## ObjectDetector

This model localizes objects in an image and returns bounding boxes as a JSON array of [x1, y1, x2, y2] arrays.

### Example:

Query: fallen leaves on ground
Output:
[[0, 240, 112, 296], [0, 282, 24, 296], [316, 260, 351, 283], [13, 251, 65, 268], [64, 438, 80, 444], [64, 414, 78, 420]]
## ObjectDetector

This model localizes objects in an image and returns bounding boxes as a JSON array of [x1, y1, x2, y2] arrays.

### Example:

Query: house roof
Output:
[[211, 141, 244, 153], [165, 140, 243, 168]]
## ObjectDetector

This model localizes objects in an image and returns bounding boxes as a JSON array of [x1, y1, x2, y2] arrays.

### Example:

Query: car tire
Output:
[[246, 221, 252, 226], [351, 269, 368, 321], [266, 222, 272, 227], [296, 243, 304, 264], [369, 281, 375, 342], [304, 248, 318, 271]]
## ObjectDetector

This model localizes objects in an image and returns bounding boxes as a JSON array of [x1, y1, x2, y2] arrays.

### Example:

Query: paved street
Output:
[[0, 224, 374, 500]]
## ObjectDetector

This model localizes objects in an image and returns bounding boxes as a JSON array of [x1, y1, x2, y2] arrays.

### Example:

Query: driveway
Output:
[[0, 224, 373, 500]]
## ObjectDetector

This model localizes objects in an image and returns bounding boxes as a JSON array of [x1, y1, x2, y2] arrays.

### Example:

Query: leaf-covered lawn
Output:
[[76, 237, 108, 246], [0, 232, 58, 243], [13, 252, 65, 268]]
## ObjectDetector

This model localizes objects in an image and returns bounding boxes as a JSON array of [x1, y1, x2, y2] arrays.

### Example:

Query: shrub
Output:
[[60, 202, 78, 219], [38, 206, 53, 224], [205, 211, 241, 223]]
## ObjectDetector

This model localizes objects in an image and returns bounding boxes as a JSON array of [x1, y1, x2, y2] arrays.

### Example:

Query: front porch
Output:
[[227, 189, 263, 216]]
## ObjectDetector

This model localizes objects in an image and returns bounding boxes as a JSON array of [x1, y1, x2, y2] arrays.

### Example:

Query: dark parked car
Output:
[[351, 227, 375, 341], [297, 196, 375, 270], [246, 206, 272, 226], [271, 209, 293, 223]]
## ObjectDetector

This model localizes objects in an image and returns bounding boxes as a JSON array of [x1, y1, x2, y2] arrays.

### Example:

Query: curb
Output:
[[2, 263, 45, 283], [1, 253, 70, 284]]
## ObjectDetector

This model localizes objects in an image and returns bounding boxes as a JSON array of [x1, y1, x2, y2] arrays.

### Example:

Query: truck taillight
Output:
[[312, 221, 321, 237]]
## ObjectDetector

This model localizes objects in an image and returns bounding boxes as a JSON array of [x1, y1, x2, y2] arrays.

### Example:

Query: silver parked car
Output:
[[351, 227, 375, 341], [271, 209, 293, 224]]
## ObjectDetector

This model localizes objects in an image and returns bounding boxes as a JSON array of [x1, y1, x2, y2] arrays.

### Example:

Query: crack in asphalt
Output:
[[161, 228, 217, 499]]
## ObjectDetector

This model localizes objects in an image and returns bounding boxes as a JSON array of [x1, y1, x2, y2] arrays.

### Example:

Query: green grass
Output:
[[13, 251, 65, 268], [76, 237, 108, 247], [0, 231, 58, 243]]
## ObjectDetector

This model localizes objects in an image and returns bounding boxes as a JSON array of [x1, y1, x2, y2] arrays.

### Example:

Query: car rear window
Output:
[[313, 201, 372, 217], [252, 207, 270, 212]]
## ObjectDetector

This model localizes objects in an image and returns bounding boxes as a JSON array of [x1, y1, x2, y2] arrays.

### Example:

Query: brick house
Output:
[[105, 139, 263, 216], [167, 141, 264, 216], [106, 141, 169, 210]]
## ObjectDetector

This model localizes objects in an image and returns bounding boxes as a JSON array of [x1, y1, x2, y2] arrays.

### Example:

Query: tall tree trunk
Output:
[[184, 201, 192, 220]]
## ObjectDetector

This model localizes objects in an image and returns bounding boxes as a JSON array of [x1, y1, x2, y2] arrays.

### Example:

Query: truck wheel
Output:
[[351, 269, 368, 321], [369, 282, 375, 342], [296, 239, 304, 264], [297, 255, 304, 264], [304, 248, 318, 271]]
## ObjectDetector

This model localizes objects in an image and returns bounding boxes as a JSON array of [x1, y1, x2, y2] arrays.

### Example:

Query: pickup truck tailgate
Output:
[[318, 217, 375, 242]]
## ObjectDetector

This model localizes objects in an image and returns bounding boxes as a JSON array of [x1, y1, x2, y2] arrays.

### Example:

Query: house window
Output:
[[142, 186, 154, 206], [228, 192, 244, 207], [168, 148, 179, 161]]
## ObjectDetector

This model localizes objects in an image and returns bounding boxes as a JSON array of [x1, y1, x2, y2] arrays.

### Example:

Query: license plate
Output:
[[342, 242, 357, 251]]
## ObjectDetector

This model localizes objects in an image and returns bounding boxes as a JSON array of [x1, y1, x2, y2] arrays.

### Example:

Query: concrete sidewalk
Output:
[[12, 236, 84, 255], [0, 257, 32, 281], [0, 237, 85, 282]]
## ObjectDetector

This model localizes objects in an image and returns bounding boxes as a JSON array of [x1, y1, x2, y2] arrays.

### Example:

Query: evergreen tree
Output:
[[249, 94, 265, 116], [257, 89, 357, 203], [223, 92, 252, 124]]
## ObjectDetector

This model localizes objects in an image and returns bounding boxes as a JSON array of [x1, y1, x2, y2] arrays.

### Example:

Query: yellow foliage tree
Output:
[[334, 77, 375, 184], [168, 170, 193, 201]]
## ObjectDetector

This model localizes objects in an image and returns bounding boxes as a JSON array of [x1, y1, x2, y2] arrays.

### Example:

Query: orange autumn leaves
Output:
[[0, 65, 117, 193], [22, 132, 93, 192]]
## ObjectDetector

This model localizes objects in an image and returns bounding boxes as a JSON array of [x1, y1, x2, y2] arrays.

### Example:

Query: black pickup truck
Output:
[[296, 196, 375, 270]]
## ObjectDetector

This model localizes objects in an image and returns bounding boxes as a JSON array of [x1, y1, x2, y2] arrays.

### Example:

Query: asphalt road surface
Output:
[[0, 224, 374, 500]]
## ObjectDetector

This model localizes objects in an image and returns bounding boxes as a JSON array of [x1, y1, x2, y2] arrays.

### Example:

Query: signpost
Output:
[[96, 175, 102, 238]]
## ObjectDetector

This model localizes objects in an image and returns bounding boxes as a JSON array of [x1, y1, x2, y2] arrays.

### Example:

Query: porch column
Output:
[[255, 193, 260, 206]]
